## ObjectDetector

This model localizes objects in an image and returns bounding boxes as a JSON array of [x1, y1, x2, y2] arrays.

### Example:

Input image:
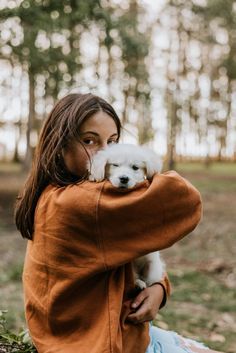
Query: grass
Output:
[[0, 161, 236, 352], [154, 270, 236, 352], [175, 161, 236, 175], [0, 310, 37, 353], [0, 263, 23, 283], [169, 270, 236, 312], [0, 162, 23, 173], [175, 161, 236, 193]]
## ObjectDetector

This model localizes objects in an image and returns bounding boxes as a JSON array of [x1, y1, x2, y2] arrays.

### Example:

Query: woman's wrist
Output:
[[150, 282, 167, 309]]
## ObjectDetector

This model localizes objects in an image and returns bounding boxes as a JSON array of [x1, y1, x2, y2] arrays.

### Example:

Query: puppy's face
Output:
[[106, 159, 146, 189], [89, 144, 162, 189]]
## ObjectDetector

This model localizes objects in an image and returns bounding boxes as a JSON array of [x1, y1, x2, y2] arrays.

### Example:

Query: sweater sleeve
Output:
[[97, 171, 202, 269]]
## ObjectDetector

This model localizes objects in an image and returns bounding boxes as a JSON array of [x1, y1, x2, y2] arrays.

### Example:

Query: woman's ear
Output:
[[142, 148, 163, 179], [88, 150, 108, 181]]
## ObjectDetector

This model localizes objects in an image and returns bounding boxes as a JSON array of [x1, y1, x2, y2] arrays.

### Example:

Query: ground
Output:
[[0, 162, 235, 353]]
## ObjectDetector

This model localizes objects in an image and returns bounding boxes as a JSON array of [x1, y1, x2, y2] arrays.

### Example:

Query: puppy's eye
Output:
[[132, 165, 139, 171], [112, 163, 119, 167]]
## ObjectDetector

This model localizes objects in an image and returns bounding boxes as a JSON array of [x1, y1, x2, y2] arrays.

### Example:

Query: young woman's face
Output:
[[63, 111, 119, 177]]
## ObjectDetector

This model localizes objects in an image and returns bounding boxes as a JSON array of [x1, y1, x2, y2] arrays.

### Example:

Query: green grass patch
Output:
[[185, 177, 236, 193], [176, 161, 236, 176], [0, 263, 23, 283], [170, 161, 236, 192], [0, 162, 23, 174], [168, 270, 236, 312], [0, 310, 37, 352], [203, 331, 236, 353], [154, 269, 236, 353]]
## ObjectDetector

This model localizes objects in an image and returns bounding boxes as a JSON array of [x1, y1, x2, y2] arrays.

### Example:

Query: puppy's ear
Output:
[[88, 150, 108, 181], [142, 148, 163, 179]]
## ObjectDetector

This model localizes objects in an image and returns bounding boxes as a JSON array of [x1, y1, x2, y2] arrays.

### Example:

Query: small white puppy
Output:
[[88, 143, 166, 290]]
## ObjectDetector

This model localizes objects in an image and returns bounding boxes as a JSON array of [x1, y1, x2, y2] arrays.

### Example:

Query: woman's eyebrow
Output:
[[80, 131, 118, 137]]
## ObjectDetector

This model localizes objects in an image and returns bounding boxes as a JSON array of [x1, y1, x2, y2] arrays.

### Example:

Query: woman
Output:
[[15, 93, 222, 353]]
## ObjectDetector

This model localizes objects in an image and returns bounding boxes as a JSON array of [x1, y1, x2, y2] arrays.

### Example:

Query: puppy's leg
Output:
[[145, 251, 166, 286], [135, 278, 147, 290], [133, 257, 149, 290], [88, 150, 108, 181]]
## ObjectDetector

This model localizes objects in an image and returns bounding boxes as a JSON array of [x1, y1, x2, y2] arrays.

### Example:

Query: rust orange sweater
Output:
[[22, 171, 202, 353]]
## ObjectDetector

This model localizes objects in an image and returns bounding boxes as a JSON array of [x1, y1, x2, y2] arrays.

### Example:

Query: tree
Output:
[[192, 0, 236, 161], [0, 0, 110, 167], [117, 0, 153, 144]]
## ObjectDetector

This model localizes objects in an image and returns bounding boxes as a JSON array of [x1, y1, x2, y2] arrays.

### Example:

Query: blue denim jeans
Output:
[[146, 324, 210, 353]]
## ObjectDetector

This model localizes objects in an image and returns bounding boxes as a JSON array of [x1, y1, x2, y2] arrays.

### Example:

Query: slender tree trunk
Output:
[[137, 99, 153, 145], [24, 70, 35, 170], [122, 89, 129, 125], [166, 89, 177, 170], [95, 35, 102, 79], [107, 46, 113, 102], [165, 3, 182, 170], [13, 122, 21, 163]]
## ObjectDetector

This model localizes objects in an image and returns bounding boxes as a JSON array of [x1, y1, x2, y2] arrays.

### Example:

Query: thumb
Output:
[[131, 289, 148, 309]]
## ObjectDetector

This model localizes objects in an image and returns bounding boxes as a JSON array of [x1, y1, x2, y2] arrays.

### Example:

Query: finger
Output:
[[127, 311, 152, 324], [128, 300, 152, 323], [131, 289, 148, 309]]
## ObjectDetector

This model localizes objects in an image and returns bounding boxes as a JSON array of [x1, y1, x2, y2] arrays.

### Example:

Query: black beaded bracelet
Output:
[[150, 282, 167, 309]]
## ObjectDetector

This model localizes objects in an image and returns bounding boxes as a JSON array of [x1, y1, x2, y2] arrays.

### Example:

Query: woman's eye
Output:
[[83, 139, 95, 145], [108, 140, 118, 145], [132, 165, 139, 171]]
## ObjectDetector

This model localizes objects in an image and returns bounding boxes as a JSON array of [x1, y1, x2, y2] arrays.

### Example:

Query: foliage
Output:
[[193, 0, 236, 79], [0, 0, 102, 96], [0, 310, 37, 353]]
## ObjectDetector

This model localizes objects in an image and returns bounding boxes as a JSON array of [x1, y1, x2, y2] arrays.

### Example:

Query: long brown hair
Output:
[[15, 93, 121, 240]]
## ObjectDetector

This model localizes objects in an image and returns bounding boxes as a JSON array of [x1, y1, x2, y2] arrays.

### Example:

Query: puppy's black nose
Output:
[[119, 176, 129, 184]]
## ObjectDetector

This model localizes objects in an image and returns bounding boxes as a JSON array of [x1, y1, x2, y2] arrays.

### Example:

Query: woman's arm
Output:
[[97, 171, 202, 269], [36, 171, 201, 273]]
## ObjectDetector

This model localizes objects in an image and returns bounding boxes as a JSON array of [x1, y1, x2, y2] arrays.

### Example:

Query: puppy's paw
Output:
[[88, 174, 97, 182], [135, 279, 147, 290], [88, 174, 95, 181], [88, 174, 103, 182]]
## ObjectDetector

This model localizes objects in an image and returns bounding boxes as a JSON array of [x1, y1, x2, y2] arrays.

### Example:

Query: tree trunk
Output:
[[166, 89, 177, 170], [107, 46, 113, 102], [24, 70, 35, 170], [13, 122, 20, 163], [122, 89, 129, 125]]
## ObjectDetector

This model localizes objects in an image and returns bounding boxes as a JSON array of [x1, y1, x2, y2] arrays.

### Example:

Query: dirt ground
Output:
[[0, 162, 235, 353]]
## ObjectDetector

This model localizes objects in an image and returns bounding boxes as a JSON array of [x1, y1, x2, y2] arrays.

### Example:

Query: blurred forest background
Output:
[[0, 0, 235, 352]]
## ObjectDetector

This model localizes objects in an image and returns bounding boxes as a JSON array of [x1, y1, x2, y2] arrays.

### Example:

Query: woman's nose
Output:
[[100, 141, 109, 149]]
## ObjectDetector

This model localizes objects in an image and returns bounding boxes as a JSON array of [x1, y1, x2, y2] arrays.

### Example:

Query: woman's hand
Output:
[[127, 283, 165, 324]]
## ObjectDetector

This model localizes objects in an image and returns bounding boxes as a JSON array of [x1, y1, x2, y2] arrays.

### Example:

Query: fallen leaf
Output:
[[209, 333, 225, 343]]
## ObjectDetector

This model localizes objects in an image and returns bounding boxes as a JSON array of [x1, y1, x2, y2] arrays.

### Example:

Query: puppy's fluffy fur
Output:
[[88, 143, 166, 289]]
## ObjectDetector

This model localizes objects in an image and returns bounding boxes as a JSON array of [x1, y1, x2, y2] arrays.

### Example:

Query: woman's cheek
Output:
[[73, 147, 90, 176], [63, 144, 88, 176]]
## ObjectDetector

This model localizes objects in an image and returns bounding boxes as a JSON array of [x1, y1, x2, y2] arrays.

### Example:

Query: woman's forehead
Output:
[[80, 111, 118, 135]]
